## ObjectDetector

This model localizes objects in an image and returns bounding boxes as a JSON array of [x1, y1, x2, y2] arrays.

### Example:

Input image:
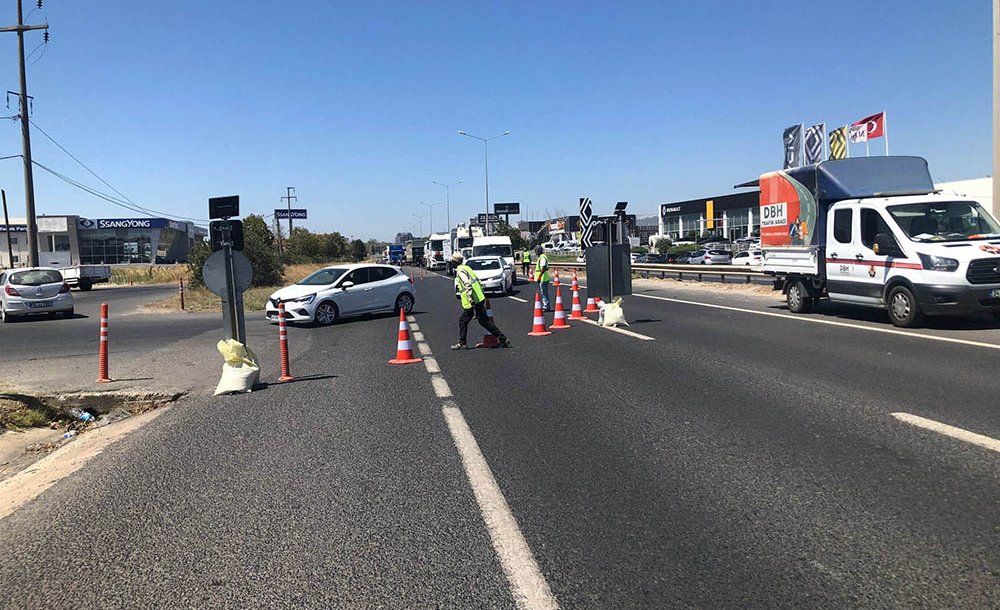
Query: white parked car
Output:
[[266, 264, 415, 325], [732, 250, 763, 266], [0, 267, 74, 322], [464, 256, 514, 295]]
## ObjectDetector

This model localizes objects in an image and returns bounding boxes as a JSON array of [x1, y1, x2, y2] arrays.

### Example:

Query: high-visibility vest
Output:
[[454, 264, 486, 309], [521, 250, 531, 263], [535, 254, 550, 283]]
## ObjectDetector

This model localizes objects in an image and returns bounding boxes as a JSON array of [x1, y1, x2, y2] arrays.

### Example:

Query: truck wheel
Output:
[[887, 285, 923, 328], [79, 279, 93, 291], [786, 280, 813, 313]]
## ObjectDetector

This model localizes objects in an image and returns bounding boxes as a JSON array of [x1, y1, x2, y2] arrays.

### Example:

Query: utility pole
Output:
[[0, 1, 48, 268], [281, 186, 296, 236]]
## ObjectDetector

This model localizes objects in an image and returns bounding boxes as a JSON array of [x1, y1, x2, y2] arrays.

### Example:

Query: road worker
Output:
[[451, 252, 510, 350], [534, 245, 551, 311]]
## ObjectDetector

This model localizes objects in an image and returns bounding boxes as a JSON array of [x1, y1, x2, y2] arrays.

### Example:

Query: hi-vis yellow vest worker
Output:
[[454, 264, 486, 310], [521, 250, 531, 263], [535, 253, 550, 283]]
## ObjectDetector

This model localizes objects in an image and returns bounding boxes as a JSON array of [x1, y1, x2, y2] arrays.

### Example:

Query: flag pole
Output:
[[866, 139, 870, 157], [883, 109, 889, 155], [845, 125, 850, 158]]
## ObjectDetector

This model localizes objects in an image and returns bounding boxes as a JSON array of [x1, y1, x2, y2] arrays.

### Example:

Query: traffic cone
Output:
[[569, 282, 585, 320], [475, 299, 500, 348], [549, 286, 571, 329], [553, 270, 560, 288], [572, 268, 579, 284], [527, 292, 552, 336], [388, 308, 422, 364], [585, 294, 600, 313]]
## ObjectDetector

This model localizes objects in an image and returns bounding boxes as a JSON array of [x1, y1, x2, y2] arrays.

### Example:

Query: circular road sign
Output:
[[203, 250, 254, 296]]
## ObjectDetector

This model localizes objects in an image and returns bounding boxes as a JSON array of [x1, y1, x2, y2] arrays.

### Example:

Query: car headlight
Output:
[[288, 294, 316, 304], [917, 253, 959, 272]]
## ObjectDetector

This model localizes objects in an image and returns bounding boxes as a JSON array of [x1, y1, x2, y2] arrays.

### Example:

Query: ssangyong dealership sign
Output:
[[79, 218, 173, 230]]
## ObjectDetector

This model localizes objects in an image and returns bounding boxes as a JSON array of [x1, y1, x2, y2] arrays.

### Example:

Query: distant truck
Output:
[[425, 233, 452, 270], [386, 244, 405, 265], [404, 239, 425, 266], [451, 226, 483, 274], [60, 265, 111, 291], [759, 156, 1000, 327]]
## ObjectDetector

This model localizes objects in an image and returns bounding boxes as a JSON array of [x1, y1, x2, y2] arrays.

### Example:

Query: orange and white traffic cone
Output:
[[475, 299, 500, 348], [572, 268, 579, 284], [388, 308, 422, 364], [553, 270, 560, 288], [549, 286, 571, 329], [584, 294, 600, 313], [569, 281, 585, 320], [527, 292, 552, 337]]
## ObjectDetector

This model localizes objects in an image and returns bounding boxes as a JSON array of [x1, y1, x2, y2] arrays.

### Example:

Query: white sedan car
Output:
[[464, 256, 514, 295], [0, 267, 74, 322], [732, 250, 763, 266], [266, 264, 415, 325]]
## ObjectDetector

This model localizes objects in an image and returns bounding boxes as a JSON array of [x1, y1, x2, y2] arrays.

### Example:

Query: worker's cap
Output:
[[451, 252, 464, 262]]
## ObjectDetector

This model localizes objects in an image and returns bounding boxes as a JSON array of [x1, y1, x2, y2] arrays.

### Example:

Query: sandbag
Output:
[[213, 339, 260, 395], [598, 297, 629, 327]]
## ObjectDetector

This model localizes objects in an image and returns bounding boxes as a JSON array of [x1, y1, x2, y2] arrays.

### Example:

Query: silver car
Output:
[[265, 264, 415, 325], [688, 249, 733, 265], [464, 256, 514, 295], [0, 267, 75, 322]]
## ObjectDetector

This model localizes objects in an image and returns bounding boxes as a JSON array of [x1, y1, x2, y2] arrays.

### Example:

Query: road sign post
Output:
[[205, 196, 252, 344]]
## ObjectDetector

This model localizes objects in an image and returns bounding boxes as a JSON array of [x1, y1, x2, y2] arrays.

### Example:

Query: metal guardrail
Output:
[[548, 261, 767, 284]]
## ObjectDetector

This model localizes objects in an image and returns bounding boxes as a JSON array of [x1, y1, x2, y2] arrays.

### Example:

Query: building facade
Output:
[[1, 215, 208, 268]]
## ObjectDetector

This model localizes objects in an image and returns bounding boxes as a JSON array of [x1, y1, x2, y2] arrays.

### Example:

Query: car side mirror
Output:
[[874, 233, 903, 257], [340, 281, 354, 290]]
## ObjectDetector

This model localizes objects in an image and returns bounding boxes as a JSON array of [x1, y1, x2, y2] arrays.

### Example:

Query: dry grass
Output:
[[145, 262, 338, 313], [110, 265, 190, 286]]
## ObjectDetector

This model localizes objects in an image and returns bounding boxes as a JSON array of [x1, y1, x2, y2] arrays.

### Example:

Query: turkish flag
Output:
[[852, 112, 885, 140]]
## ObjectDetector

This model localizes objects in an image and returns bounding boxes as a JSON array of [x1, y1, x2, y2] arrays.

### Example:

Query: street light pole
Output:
[[432, 180, 461, 236], [419, 201, 442, 235], [458, 130, 510, 237], [412, 213, 423, 237]]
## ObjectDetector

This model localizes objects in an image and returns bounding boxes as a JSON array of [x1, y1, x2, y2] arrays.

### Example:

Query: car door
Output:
[[857, 207, 906, 304], [336, 268, 373, 314], [366, 266, 398, 311], [824, 206, 865, 302]]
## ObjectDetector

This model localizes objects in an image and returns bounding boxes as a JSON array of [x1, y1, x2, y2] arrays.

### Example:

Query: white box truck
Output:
[[759, 156, 1000, 327], [425, 233, 451, 270]]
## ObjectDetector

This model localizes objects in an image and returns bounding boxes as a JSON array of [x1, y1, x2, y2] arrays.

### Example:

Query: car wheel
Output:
[[506, 279, 514, 295], [786, 280, 813, 314], [78, 279, 93, 291], [887, 285, 923, 328], [314, 301, 339, 326], [395, 292, 414, 314]]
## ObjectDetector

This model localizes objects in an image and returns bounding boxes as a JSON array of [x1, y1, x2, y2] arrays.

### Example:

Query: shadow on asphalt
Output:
[[765, 302, 1000, 331], [254, 374, 337, 390], [632, 318, 662, 324]]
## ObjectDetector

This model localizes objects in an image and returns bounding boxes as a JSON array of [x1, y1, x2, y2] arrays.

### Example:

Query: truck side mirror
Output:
[[874, 234, 903, 257]]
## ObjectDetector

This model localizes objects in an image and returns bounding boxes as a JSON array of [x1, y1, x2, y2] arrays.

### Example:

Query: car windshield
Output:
[[888, 200, 1000, 242], [10, 269, 63, 285], [298, 268, 348, 286], [467, 259, 501, 271], [473, 245, 512, 258]]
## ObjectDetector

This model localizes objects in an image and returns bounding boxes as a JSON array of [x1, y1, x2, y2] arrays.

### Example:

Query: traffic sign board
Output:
[[203, 250, 253, 297], [494, 202, 520, 215], [477, 213, 501, 223]]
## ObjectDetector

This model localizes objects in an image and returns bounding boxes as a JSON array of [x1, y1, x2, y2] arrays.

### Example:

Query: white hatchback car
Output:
[[464, 256, 514, 295], [732, 250, 763, 266], [266, 264, 415, 325], [0, 267, 74, 322]]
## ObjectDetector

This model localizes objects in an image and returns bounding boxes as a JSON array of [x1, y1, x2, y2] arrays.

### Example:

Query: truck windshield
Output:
[[473, 245, 512, 258], [888, 201, 1000, 242]]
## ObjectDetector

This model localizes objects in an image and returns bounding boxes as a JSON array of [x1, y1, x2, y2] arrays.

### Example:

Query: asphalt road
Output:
[[0, 275, 997, 608]]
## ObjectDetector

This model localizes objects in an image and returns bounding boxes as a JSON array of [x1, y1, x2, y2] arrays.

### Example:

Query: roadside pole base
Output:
[[278, 375, 294, 382], [389, 358, 422, 365]]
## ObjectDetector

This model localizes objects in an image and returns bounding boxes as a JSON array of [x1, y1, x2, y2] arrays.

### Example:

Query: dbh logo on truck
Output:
[[761, 202, 787, 228]]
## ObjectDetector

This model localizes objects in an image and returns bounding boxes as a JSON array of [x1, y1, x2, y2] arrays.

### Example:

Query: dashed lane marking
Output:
[[417, 342, 432, 356], [406, 316, 560, 610], [892, 413, 1000, 454], [577, 317, 655, 341], [508, 296, 529, 303], [633, 293, 1000, 351], [411, 331, 425, 342], [409, 322, 420, 331]]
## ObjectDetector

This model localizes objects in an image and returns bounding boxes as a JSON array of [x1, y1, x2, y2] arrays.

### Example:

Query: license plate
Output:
[[990, 288, 1000, 299], [27, 300, 53, 309]]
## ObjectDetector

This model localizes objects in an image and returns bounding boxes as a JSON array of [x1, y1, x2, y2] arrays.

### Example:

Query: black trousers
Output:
[[459, 301, 505, 345], [521, 262, 530, 276]]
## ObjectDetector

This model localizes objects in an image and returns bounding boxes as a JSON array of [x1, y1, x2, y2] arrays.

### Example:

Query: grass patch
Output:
[[111, 265, 190, 286], [146, 262, 341, 313], [0, 396, 61, 431]]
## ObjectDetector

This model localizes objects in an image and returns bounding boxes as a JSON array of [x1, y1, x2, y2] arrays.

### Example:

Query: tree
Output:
[[350, 239, 367, 262], [492, 221, 527, 251], [186, 240, 212, 288], [243, 214, 284, 286], [319, 232, 348, 261], [656, 240, 672, 255], [286, 227, 323, 263]]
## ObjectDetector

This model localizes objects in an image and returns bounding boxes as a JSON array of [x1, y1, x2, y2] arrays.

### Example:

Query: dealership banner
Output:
[[804, 123, 825, 165], [828, 126, 848, 160], [782, 124, 802, 169]]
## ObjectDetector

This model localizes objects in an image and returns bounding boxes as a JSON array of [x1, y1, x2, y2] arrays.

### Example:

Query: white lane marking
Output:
[[892, 413, 1000, 453], [443, 405, 560, 610], [412, 331, 425, 342], [508, 296, 528, 303], [431, 375, 452, 398], [578, 317, 655, 341], [409, 322, 420, 331], [417, 342, 433, 356], [423, 355, 441, 374], [634, 293, 1000, 351]]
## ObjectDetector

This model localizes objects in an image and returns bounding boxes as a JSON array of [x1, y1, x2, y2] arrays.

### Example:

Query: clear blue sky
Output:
[[0, 0, 990, 241]]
